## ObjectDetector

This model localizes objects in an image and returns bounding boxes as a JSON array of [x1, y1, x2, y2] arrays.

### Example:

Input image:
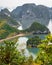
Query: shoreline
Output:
[[0, 32, 48, 43], [0, 33, 32, 43]]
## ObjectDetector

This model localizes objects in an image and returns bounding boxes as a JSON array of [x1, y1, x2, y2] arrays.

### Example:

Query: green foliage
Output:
[[0, 40, 38, 65], [27, 36, 41, 47], [0, 20, 20, 39], [0, 41, 25, 65], [24, 22, 49, 32], [35, 35, 52, 65]]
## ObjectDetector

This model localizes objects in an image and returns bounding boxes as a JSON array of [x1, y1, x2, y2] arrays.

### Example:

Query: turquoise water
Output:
[[26, 34, 47, 39], [27, 34, 47, 54], [28, 48, 39, 54]]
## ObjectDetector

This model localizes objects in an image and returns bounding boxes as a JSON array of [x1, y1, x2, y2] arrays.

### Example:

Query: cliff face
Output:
[[11, 3, 50, 29], [49, 8, 52, 19], [0, 3, 51, 29]]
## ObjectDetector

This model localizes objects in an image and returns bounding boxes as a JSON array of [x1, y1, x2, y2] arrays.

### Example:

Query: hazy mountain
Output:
[[11, 3, 50, 29], [49, 8, 52, 19], [0, 8, 19, 28], [0, 8, 11, 18], [0, 3, 52, 30]]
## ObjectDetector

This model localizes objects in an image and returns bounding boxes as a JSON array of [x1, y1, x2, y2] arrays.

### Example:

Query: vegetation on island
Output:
[[23, 22, 50, 34], [27, 36, 41, 47]]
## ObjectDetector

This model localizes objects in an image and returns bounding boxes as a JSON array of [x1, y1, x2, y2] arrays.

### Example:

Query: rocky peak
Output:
[[11, 3, 50, 29]]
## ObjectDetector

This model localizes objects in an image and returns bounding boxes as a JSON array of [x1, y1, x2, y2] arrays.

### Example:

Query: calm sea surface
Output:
[[25, 34, 47, 54]]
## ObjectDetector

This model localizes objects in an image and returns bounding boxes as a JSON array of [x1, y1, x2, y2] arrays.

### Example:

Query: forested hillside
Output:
[[0, 19, 19, 39]]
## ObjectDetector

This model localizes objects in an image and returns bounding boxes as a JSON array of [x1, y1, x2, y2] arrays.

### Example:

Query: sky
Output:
[[0, 0, 52, 11]]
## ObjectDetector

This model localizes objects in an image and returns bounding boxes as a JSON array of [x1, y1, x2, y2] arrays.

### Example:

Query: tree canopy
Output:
[[35, 34, 52, 65]]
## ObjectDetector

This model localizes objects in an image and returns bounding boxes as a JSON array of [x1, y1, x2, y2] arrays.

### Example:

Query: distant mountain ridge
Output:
[[11, 3, 50, 29], [0, 3, 52, 29]]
